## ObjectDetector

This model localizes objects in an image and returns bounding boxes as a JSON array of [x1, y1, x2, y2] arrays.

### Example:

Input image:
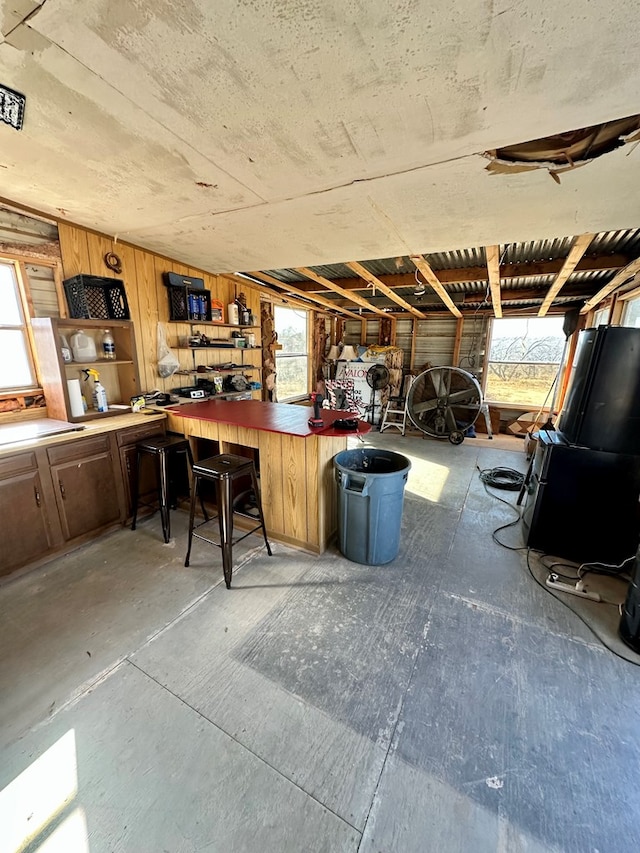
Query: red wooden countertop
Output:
[[166, 399, 371, 438]]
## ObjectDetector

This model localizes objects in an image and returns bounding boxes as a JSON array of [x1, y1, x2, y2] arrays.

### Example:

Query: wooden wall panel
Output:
[[56, 223, 263, 398], [282, 434, 308, 543]]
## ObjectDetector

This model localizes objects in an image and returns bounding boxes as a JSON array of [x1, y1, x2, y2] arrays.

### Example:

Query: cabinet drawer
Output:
[[47, 434, 111, 465], [116, 421, 166, 448], [0, 451, 38, 479]]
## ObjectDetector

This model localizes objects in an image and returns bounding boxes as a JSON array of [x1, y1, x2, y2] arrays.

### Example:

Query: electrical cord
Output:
[[526, 548, 640, 666], [476, 466, 527, 549], [477, 466, 524, 490], [477, 465, 640, 663]]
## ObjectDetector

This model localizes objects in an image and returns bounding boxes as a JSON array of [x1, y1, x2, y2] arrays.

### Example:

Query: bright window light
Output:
[[0, 729, 78, 852], [0, 261, 36, 391], [485, 316, 565, 408]]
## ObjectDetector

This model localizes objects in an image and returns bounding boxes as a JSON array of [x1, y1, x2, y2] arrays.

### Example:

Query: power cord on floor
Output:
[[526, 548, 640, 667], [476, 466, 527, 550]]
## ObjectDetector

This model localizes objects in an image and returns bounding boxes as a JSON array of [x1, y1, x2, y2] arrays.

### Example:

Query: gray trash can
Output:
[[334, 448, 411, 565]]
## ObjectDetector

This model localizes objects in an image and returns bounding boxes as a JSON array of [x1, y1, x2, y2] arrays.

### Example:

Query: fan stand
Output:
[[365, 364, 390, 428], [406, 367, 483, 445]]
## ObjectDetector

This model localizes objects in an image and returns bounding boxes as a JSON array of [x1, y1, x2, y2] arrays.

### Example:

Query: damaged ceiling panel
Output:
[[484, 113, 640, 181]]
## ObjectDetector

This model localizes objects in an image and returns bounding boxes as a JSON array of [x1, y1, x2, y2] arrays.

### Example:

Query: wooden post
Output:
[[360, 319, 367, 346], [410, 318, 417, 371], [452, 316, 464, 366]]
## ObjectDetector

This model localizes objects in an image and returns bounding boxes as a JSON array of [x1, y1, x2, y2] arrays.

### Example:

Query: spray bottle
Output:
[[84, 368, 108, 412]]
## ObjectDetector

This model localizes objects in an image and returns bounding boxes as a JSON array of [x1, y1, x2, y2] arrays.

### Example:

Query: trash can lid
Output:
[[334, 448, 411, 475]]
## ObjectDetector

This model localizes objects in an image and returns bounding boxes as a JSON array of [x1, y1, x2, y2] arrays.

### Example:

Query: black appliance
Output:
[[522, 430, 640, 564], [620, 556, 640, 653], [557, 325, 640, 454]]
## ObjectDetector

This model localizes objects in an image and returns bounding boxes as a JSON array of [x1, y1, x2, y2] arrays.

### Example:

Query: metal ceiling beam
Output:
[[295, 266, 388, 317], [580, 256, 640, 314], [538, 233, 595, 316], [409, 255, 462, 318], [345, 260, 426, 318], [240, 271, 362, 320], [486, 246, 502, 319]]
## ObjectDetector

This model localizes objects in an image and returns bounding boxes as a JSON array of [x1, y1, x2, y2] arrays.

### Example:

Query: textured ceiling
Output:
[[0, 0, 639, 273]]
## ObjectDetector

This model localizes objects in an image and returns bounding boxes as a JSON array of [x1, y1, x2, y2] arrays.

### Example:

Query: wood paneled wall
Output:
[[58, 223, 262, 396]]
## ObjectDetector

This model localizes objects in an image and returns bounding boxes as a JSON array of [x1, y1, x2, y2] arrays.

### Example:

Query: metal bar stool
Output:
[[131, 435, 198, 543], [185, 454, 272, 589]]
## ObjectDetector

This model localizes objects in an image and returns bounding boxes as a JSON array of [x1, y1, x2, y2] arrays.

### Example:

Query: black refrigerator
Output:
[[556, 325, 640, 455], [523, 326, 640, 564]]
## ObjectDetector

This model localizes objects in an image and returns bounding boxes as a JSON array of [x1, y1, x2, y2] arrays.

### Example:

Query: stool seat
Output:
[[131, 435, 196, 543], [185, 453, 272, 588], [192, 453, 254, 479]]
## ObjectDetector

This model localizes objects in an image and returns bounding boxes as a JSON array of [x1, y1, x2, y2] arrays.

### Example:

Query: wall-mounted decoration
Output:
[[104, 251, 122, 274], [0, 85, 25, 130]]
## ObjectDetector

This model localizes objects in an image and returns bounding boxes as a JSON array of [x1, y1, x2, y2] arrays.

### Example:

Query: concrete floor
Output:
[[1, 432, 640, 853]]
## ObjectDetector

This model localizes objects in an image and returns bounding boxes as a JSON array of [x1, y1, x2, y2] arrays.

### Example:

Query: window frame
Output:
[[273, 305, 311, 403], [0, 257, 40, 394], [621, 295, 640, 328], [482, 314, 567, 410]]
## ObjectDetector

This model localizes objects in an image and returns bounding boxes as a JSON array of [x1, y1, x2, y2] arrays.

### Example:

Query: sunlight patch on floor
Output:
[[403, 455, 449, 503], [1, 729, 80, 853]]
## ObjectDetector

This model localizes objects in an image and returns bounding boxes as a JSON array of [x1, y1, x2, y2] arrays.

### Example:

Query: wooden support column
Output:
[[360, 319, 367, 345], [410, 318, 417, 371], [452, 316, 464, 367]]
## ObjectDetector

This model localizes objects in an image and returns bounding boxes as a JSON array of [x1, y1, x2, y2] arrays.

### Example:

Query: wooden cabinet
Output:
[[32, 318, 141, 423], [47, 435, 122, 540], [0, 452, 60, 576], [116, 421, 167, 519]]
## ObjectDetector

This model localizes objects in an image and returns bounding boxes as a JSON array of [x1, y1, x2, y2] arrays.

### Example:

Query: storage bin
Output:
[[64, 275, 130, 320], [334, 448, 411, 565]]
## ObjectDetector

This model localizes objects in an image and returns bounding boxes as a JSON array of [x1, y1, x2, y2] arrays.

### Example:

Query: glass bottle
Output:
[[101, 329, 116, 360]]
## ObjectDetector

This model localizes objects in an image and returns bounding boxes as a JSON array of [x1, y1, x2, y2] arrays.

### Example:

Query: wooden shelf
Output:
[[169, 321, 259, 329], [176, 367, 260, 375], [177, 346, 261, 351], [32, 318, 141, 423]]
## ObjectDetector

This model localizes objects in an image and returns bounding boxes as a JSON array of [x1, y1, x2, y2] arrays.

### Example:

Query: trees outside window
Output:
[[274, 307, 309, 401], [484, 316, 565, 407]]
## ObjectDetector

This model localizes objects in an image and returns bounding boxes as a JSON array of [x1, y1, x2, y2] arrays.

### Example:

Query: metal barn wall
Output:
[[0, 207, 61, 317]]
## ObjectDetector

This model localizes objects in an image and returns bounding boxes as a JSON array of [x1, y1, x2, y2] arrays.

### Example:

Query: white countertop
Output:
[[0, 411, 167, 457]]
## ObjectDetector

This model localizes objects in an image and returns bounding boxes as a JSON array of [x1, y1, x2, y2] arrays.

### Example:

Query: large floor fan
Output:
[[366, 364, 390, 426], [406, 367, 483, 444]]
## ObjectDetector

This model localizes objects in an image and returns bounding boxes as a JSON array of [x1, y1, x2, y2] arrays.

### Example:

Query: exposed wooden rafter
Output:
[[580, 256, 640, 314], [289, 255, 629, 294], [345, 260, 426, 319], [618, 278, 640, 302], [295, 266, 388, 317], [241, 271, 362, 320], [485, 246, 502, 319], [538, 234, 595, 317], [409, 255, 462, 318]]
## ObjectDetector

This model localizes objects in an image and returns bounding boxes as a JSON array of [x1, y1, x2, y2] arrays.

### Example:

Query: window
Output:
[[484, 316, 566, 408], [274, 306, 309, 401], [622, 297, 640, 328], [0, 261, 37, 391]]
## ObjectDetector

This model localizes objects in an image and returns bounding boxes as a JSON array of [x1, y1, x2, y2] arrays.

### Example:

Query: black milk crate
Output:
[[166, 285, 212, 321], [64, 274, 130, 320]]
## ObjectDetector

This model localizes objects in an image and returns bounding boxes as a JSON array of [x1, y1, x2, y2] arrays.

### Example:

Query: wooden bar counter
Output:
[[165, 400, 370, 554]]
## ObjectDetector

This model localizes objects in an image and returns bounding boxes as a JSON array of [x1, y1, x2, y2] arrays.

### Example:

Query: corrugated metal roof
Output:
[[257, 226, 640, 314]]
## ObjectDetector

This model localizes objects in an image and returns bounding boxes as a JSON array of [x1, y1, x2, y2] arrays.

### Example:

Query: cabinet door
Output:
[[49, 438, 121, 540], [0, 454, 51, 575]]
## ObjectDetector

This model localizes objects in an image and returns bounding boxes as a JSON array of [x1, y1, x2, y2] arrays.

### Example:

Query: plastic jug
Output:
[[70, 330, 97, 362]]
